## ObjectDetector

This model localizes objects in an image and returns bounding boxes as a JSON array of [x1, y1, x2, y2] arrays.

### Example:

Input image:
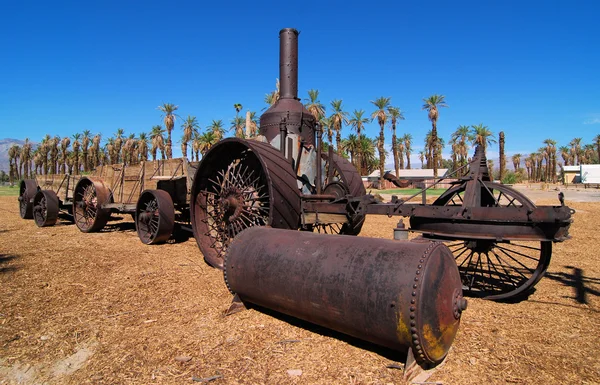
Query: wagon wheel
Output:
[[310, 152, 366, 235], [191, 139, 301, 269], [73, 178, 111, 233], [33, 190, 59, 227], [18, 179, 38, 219], [433, 182, 550, 300], [135, 189, 174, 244], [446, 239, 552, 301]]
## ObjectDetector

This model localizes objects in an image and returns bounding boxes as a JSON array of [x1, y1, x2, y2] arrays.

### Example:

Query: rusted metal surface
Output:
[[225, 227, 466, 368], [190, 138, 301, 269], [18, 179, 38, 219], [33, 189, 59, 227], [259, 28, 316, 147], [135, 189, 175, 244], [73, 177, 112, 233]]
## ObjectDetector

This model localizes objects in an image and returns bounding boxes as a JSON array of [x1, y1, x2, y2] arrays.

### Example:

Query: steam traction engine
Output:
[[190, 28, 573, 302]]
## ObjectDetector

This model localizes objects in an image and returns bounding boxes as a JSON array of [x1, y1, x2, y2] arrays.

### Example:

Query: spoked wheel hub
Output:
[[191, 138, 302, 269]]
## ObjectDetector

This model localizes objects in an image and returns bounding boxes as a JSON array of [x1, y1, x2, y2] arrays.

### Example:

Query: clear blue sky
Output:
[[1, 0, 598, 162]]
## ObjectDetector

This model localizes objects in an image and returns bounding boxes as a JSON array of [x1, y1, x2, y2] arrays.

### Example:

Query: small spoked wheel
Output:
[[73, 178, 111, 233], [18, 179, 38, 219], [33, 190, 59, 227], [446, 239, 552, 301], [135, 190, 174, 244], [309, 152, 366, 235]]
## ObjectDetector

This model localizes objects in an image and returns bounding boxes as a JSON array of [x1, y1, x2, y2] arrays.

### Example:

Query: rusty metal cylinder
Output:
[[224, 227, 466, 367], [279, 28, 298, 99]]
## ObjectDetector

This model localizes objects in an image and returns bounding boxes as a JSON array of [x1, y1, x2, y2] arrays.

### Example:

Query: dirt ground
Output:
[[0, 195, 598, 384]]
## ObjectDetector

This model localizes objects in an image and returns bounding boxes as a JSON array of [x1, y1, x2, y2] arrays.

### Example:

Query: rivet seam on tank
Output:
[[411, 241, 439, 365], [223, 229, 244, 295]]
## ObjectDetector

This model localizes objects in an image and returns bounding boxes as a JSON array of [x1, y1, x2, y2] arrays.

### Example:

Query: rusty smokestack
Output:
[[260, 28, 316, 147], [279, 28, 299, 100]]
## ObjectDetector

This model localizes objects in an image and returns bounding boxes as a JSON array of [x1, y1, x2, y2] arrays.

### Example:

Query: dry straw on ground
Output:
[[0, 196, 598, 384]]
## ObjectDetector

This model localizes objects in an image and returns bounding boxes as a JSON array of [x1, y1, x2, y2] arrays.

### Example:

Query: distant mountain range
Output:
[[0, 138, 38, 173]]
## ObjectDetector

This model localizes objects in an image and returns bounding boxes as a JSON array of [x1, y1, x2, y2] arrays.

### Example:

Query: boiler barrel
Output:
[[224, 227, 466, 367]]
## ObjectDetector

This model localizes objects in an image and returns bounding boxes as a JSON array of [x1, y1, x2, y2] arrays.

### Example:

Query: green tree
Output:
[[158, 103, 179, 159], [387, 106, 405, 177], [470, 123, 496, 153], [182, 115, 200, 159], [329, 99, 349, 155], [371, 97, 391, 187], [422, 94, 448, 177]]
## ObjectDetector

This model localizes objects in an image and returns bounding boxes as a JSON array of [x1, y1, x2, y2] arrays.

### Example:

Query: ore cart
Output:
[[21, 158, 198, 244]]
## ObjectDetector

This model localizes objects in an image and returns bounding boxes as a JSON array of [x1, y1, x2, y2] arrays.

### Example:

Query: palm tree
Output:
[[81, 130, 91, 172], [419, 150, 425, 169], [543, 138, 557, 183], [341, 134, 360, 164], [199, 131, 217, 156], [358, 136, 378, 174], [329, 99, 349, 155], [114, 128, 124, 163], [138, 133, 149, 162], [450, 136, 458, 173], [192, 132, 201, 161], [371, 97, 391, 187], [387, 106, 405, 177], [124, 134, 136, 165], [50, 136, 60, 174], [264, 79, 280, 106], [106, 138, 116, 164], [558, 146, 570, 166], [451, 125, 471, 176], [396, 136, 405, 170], [403, 134, 413, 170], [158, 103, 179, 159], [569, 138, 582, 165], [91, 133, 102, 168], [208, 120, 226, 141], [72, 133, 81, 174], [512, 153, 522, 171], [470, 124, 496, 152], [150, 125, 166, 161], [304, 89, 326, 121], [234, 103, 243, 118], [21, 139, 33, 178], [231, 116, 245, 138], [594, 134, 600, 164], [182, 115, 200, 159], [349, 109, 370, 174], [320, 116, 334, 146], [60, 136, 71, 174], [488, 159, 494, 179], [498, 131, 506, 181], [246, 111, 259, 138], [422, 94, 448, 177], [40, 134, 51, 175]]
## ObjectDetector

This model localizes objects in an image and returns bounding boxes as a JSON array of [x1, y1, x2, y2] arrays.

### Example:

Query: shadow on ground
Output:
[[0, 254, 20, 274]]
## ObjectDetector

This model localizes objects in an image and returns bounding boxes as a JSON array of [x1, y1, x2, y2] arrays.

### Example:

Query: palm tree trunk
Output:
[[392, 131, 399, 177], [406, 151, 411, 170], [378, 125, 385, 188], [499, 132, 505, 182], [432, 120, 438, 178]]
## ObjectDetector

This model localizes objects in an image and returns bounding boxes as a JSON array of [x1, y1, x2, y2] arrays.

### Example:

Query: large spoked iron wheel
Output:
[[191, 138, 301, 269], [19, 179, 38, 219], [73, 178, 111, 233], [135, 190, 174, 245], [309, 152, 366, 235], [33, 190, 59, 227], [446, 239, 551, 301], [430, 182, 550, 301]]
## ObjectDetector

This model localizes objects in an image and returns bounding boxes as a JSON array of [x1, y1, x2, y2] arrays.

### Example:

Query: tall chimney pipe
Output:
[[279, 28, 299, 100]]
